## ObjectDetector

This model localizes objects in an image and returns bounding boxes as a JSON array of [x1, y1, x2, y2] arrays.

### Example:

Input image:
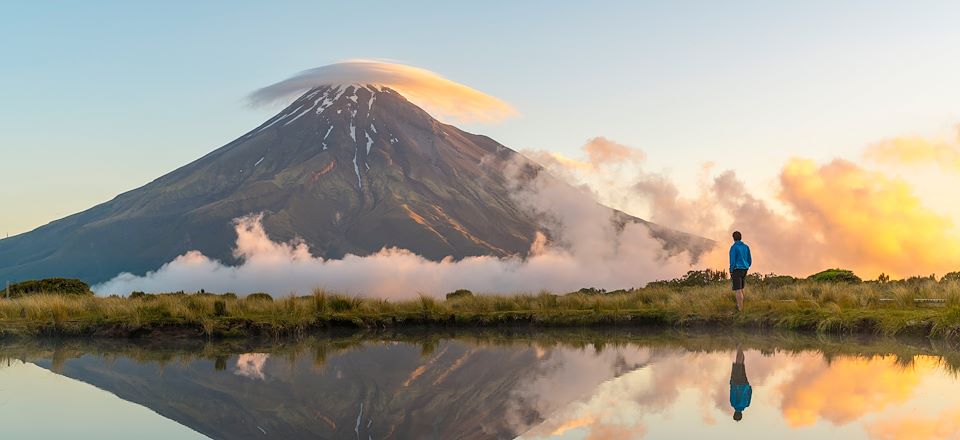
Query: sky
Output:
[[4, 1, 960, 278]]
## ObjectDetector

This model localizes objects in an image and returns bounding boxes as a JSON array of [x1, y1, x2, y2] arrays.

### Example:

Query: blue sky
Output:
[[4, 1, 960, 236]]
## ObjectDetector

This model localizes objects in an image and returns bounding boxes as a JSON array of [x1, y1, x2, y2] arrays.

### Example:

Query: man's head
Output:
[[733, 411, 743, 421], [733, 231, 742, 242]]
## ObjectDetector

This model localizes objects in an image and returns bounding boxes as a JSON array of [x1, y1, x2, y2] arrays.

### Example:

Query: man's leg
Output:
[[735, 289, 744, 311]]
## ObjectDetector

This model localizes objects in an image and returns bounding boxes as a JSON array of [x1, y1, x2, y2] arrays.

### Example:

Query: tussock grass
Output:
[[1, 280, 960, 339]]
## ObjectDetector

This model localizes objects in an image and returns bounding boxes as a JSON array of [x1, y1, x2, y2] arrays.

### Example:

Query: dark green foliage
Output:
[[576, 287, 607, 295], [645, 269, 728, 289], [213, 300, 227, 317], [246, 293, 273, 302], [445, 289, 474, 300], [901, 274, 937, 285], [807, 269, 862, 283], [878, 273, 891, 283], [2, 278, 92, 297], [942, 272, 960, 283], [759, 274, 800, 288], [129, 291, 147, 299], [328, 294, 359, 312], [214, 356, 227, 371]]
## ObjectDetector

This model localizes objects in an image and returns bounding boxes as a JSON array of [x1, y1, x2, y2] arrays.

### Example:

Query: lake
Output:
[[0, 329, 956, 439]]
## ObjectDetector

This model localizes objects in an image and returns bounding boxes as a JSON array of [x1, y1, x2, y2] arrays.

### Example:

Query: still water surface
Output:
[[0, 330, 957, 439]]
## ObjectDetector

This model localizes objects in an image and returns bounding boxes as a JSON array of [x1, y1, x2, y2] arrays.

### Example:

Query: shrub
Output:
[[220, 293, 238, 300], [761, 275, 800, 288], [645, 269, 728, 289], [2, 278, 93, 297], [943, 272, 960, 283], [328, 294, 359, 312], [129, 291, 147, 299], [213, 300, 227, 317], [577, 287, 607, 295], [445, 289, 473, 300], [246, 293, 274, 302], [807, 269, 862, 283]]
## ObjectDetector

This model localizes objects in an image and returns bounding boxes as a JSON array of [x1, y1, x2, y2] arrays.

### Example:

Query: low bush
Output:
[[2, 278, 93, 297], [246, 293, 274, 302], [808, 269, 862, 283], [445, 289, 473, 300]]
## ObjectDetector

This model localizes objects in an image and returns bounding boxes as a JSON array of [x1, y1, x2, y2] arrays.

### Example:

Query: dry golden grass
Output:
[[1, 281, 960, 338]]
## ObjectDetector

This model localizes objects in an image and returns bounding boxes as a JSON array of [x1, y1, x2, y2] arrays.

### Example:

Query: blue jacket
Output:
[[729, 241, 752, 271], [730, 383, 752, 412]]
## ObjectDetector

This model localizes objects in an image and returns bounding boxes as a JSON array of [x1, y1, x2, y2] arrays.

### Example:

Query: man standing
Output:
[[729, 231, 752, 312]]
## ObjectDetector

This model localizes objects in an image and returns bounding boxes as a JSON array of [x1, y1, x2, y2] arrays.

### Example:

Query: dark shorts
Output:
[[731, 269, 748, 290], [731, 362, 748, 384]]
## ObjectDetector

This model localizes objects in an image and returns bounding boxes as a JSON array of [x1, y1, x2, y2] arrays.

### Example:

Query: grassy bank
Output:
[[4, 278, 960, 339]]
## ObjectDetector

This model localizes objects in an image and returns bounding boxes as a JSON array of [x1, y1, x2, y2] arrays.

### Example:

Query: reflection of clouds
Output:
[[234, 353, 270, 380], [866, 406, 960, 440], [517, 349, 753, 439], [778, 355, 937, 427], [515, 348, 956, 439], [507, 345, 654, 433]]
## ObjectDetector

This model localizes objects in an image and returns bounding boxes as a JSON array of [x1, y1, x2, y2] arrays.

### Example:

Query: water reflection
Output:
[[0, 330, 958, 439], [730, 345, 752, 422]]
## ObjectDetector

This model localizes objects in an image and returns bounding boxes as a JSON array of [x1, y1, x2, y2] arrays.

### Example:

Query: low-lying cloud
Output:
[[248, 60, 517, 123], [93, 157, 693, 297]]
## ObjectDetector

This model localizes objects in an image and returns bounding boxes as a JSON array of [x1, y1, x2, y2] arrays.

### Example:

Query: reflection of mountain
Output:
[[33, 341, 555, 439], [14, 330, 953, 440]]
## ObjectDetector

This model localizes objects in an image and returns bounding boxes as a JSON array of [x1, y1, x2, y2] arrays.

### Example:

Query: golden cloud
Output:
[[778, 158, 960, 277], [864, 128, 960, 172]]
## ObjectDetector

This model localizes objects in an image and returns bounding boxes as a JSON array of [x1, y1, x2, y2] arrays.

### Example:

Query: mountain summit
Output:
[[0, 85, 707, 285]]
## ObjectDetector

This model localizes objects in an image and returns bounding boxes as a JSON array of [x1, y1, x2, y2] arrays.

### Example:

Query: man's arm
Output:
[[746, 246, 752, 268], [729, 246, 735, 272]]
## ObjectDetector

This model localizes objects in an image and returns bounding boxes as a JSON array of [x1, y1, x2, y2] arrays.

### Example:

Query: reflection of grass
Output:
[[2, 282, 960, 339], [4, 327, 960, 375]]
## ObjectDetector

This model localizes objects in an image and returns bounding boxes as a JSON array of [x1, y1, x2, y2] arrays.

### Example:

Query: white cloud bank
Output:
[[93, 157, 695, 298]]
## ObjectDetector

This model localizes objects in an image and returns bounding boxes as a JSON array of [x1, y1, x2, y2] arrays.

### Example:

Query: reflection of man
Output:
[[730, 347, 752, 422]]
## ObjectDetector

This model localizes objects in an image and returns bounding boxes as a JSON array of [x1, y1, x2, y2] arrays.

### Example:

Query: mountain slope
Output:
[[0, 85, 708, 285]]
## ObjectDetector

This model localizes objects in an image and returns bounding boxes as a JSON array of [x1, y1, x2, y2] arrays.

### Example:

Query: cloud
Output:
[[248, 60, 517, 123], [533, 134, 960, 278], [864, 127, 960, 172], [93, 157, 693, 297]]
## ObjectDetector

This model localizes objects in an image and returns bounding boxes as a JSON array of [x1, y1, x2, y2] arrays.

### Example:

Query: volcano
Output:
[[0, 84, 709, 285]]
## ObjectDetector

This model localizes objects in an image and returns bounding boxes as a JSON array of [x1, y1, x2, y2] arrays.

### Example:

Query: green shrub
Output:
[[246, 293, 274, 302], [807, 269, 862, 283], [129, 291, 147, 299], [645, 269, 728, 289], [761, 275, 800, 288], [213, 300, 227, 317], [328, 294, 359, 312], [941, 272, 960, 283], [577, 287, 607, 295], [2, 278, 93, 297], [445, 289, 473, 300]]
